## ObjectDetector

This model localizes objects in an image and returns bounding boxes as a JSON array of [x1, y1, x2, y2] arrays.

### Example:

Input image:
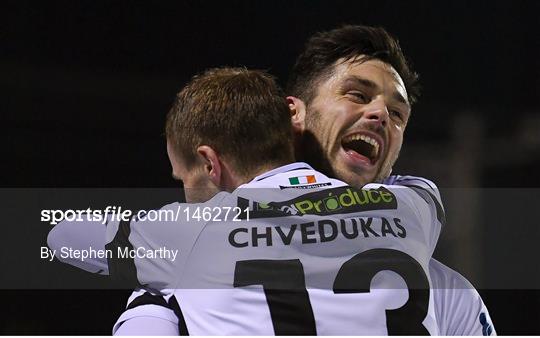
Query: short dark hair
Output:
[[166, 67, 294, 176], [287, 25, 420, 105]]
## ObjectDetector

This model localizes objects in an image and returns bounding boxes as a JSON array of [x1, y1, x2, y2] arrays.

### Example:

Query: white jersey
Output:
[[97, 162, 443, 335], [113, 259, 496, 336], [46, 163, 496, 335], [430, 259, 496, 336]]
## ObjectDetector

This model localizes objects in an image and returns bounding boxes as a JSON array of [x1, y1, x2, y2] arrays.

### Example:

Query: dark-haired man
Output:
[[287, 24, 495, 336], [49, 67, 445, 335]]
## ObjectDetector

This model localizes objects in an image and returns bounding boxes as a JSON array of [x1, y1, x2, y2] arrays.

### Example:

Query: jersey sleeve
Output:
[[105, 200, 219, 289], [114, 316, 179, 336], [112, 289, 180, 335], [430, 259, 496, 336], [381, 175, 445, 226], [105, 203, 180, 289], [47, 215, 118, 274]]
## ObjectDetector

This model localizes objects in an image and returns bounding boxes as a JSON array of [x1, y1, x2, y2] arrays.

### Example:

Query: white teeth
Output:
[[344, 134, 380, 157]]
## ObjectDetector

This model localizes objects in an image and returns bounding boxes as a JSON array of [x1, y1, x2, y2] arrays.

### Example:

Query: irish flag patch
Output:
[[288, 175, 316, 185]]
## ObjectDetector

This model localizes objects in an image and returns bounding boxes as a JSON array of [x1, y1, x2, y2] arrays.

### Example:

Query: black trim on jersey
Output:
[[397, 177, 437, 192], [126, 291, 169, 310], [124, 292, 190, 335], [254, 167, 311, 182], [105, 217, 140, 288], [398, 176, 432, 184], [402, 184, 446, 226], [168, 295, 190, 336]]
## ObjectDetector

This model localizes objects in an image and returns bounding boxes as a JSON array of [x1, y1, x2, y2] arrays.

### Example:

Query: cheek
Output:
[[389, 124, 404, 145], [392, 133, 403, 151], [313, 104, 350, 138]]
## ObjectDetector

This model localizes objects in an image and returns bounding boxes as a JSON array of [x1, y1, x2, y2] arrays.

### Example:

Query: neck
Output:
[[242, 161, 293, 184], [222, 160, 294, 192]]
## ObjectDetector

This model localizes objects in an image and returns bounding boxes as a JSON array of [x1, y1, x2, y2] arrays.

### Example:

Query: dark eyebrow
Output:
[[345, 75, 410, 107], [345, 76, 378, 90], [392, 91, 409, 106]]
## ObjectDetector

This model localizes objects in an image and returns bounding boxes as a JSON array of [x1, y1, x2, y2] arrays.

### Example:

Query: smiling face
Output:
[[298, 57, 411, 188]]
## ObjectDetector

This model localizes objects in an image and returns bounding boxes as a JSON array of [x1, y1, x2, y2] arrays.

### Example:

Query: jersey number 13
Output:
[[234, 248, 430, 335]]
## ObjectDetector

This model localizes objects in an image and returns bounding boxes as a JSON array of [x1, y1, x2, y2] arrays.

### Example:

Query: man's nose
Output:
[[363, 100, 389, 128]]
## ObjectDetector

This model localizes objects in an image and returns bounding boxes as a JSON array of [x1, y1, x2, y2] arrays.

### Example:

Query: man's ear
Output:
[[287, 96, 307, 134], [196, 145, 222, 187]]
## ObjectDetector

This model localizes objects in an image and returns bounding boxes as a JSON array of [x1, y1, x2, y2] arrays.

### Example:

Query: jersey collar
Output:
[[249, 162, 313, 183]]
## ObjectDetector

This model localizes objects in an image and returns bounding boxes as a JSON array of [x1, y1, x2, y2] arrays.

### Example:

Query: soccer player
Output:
[[285, 25, 495, 335], [49, 67, 445, 334], [116, 22, 497, 331]]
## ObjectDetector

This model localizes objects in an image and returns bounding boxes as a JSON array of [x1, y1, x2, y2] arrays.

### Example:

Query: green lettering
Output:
[[355, 190, 370, 204], [295, 200, 313, 214], [380, 190, 394, 203], [339, 188, 357, 207], [324, 196, 339, 211], [367, 190, 381, 203]]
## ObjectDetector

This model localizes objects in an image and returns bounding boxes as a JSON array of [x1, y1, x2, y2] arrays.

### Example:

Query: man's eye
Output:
[[348, 91, 368, 103], [390, 110, 403, 120]]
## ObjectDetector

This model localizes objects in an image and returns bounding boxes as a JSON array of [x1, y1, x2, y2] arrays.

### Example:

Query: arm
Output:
[[113, 289, 180, 335], [47, 200, 206, 289], [114, 316, 178, 336], [430, 258, 496, 336], [46, 216, 115, 274]]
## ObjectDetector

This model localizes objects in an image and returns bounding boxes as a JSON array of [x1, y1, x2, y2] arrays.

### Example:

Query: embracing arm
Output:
[[46, 216, 113, 274], [430, 258, 496, 336]]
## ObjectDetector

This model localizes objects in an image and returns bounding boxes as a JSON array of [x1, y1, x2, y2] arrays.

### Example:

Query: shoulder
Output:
[[378, 175, 445, 227], [243, 163, 348, 189], [383, 175, 439, 191], [382, 175, 442, 205], [430, 258, 474, 289]]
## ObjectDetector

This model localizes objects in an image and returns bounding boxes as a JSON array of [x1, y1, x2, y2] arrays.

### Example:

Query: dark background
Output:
[[2, 0, 539, 334]]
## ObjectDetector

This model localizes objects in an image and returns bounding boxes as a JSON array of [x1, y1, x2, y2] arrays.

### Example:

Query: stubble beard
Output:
[[303, 106, 397, 185]]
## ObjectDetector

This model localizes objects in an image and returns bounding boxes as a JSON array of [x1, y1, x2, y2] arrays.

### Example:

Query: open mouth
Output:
[[341, 133, 381, 165]]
